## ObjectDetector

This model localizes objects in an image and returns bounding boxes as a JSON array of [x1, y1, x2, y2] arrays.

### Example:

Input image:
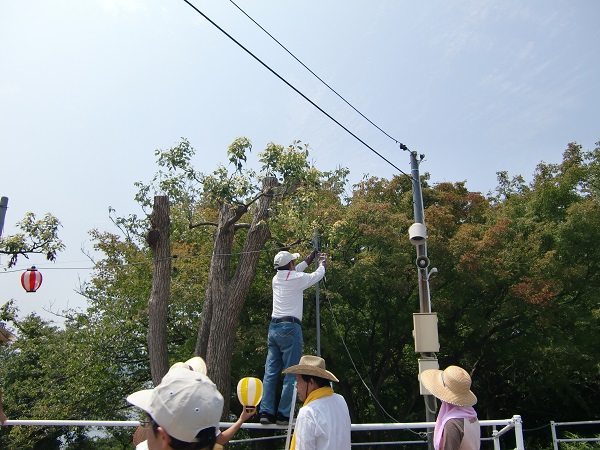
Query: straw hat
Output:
[[283, 355, 339, 382], [420, 365, 477, 407]]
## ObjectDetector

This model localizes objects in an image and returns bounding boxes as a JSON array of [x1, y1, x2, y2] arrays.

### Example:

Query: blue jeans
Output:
[[260, 321, 303, 418]]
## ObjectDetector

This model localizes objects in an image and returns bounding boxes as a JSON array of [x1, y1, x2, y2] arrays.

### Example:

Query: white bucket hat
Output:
[[127, 368, 224, 443], [184, 356, 208, 375]]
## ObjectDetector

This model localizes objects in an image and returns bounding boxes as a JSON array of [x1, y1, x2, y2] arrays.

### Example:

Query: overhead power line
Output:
[[0, 245, 297, 274], [181, 0, 410, 176], [227, 0, 406, 148]]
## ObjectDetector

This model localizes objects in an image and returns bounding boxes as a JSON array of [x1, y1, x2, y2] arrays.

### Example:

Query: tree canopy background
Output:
[[1, 138, 599, 449]]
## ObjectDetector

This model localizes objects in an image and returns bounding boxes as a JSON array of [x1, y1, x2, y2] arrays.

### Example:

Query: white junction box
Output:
[[418, 358, 440, 395], [412, 312, 440, 353]]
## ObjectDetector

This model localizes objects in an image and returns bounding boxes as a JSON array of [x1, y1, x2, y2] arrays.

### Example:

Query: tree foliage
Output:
[[1, 139, 599, 449], [0, 212, 64, 267], [131, 138, 348, 413]]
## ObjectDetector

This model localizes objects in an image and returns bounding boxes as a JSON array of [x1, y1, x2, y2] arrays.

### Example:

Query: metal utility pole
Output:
[[409, 152, 438, 450], [410, 153, 431, 313], [313, 228, 321, 356], [0, 197, 8, 237]]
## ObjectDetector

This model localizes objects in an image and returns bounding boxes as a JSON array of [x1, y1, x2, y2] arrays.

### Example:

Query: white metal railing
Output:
[[551, 420, 600, 450], [5, 420, 142, 427], [5, 415, 525, 448]]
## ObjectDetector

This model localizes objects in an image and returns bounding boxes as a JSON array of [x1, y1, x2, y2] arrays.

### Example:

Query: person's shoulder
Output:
[[444, 418, 466, 433], [332, 394, 350, 409], [332, 393, 347, 402], [297, 403, 317, 421]]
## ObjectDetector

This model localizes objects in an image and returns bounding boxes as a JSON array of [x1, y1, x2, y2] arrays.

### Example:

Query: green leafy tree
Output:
[[126, 137, 351, 414], [0, 301, 141, 449], [0, 212, 64, 267], [427, 142, 600, 430], [3, 139, 599, 449]]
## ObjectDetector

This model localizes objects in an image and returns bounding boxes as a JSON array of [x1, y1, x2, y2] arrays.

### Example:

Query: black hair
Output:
[[300, 374, 331, 389], [151, 419, 216, 450], [277, 261, 294, 270]]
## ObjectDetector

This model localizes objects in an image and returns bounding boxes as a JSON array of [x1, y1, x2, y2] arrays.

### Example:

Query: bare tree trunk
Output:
[[196, 177, 278, 415], [147, 195, 171, 385]]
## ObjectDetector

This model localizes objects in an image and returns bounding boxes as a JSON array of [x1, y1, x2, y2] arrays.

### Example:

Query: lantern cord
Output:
[[0, 244, 309, 274]]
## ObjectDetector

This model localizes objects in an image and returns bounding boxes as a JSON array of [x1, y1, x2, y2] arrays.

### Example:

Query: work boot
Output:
[[276, 413, 289, 425], [259, 412, 275, 425]]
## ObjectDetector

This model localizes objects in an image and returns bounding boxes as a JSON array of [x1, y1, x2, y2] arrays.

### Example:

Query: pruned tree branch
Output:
[[189, 221, 218, 229], [271, 237, 303, 251]]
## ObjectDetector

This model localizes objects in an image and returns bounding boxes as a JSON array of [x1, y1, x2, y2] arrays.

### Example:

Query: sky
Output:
[[1, 0, 599, 323]]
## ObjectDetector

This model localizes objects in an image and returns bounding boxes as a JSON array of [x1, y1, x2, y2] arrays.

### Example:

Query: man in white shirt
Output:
[[259, 251, 326, 425], [283, 355, 351, 450]]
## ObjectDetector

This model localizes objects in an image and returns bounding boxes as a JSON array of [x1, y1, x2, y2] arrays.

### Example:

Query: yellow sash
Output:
[[290, 386, 334, 450]]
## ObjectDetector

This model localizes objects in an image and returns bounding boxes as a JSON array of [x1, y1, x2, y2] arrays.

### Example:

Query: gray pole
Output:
[[314, 228, 321, 357], [410, 152, 437, 450], [410, 154, 432, 313], [0, 197, 8, 237]]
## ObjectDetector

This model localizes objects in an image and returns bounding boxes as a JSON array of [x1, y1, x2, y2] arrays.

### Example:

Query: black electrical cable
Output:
[[181, 0, 410, 176], [0, 244, 301, 274], [227, 0, 405, 148]]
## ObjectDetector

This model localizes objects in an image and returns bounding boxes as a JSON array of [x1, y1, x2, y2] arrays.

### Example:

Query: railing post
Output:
[[513, 415, 525, 450], [492, 426, 500, 450], [550, 421, 559, 450], [285, 384, 298, 450]]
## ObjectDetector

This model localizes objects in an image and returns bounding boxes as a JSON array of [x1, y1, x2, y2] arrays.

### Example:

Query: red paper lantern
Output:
[[21, 266, 43, 292]]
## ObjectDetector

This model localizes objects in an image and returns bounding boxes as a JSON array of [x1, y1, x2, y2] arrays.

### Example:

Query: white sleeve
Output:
[[295, 265, 325, 290]]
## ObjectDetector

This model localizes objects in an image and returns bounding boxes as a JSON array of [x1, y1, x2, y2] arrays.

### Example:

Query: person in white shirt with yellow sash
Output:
[[283, 355, 351, 450]]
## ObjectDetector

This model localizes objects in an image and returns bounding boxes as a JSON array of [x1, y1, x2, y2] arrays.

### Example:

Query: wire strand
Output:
[[320, 280, 429, 437], [180, 0, 409, 176], [227, 0, 404, 146], [0, 245, 296, 274], [320, 279, 403, 425]]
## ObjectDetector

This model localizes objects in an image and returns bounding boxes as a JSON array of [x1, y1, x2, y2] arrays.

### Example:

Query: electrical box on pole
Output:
[[418, 359, 440, 395], [413, 312, 440, 353]]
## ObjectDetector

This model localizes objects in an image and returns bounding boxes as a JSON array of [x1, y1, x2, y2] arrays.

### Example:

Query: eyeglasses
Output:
[[139, 414, 157, 429]]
